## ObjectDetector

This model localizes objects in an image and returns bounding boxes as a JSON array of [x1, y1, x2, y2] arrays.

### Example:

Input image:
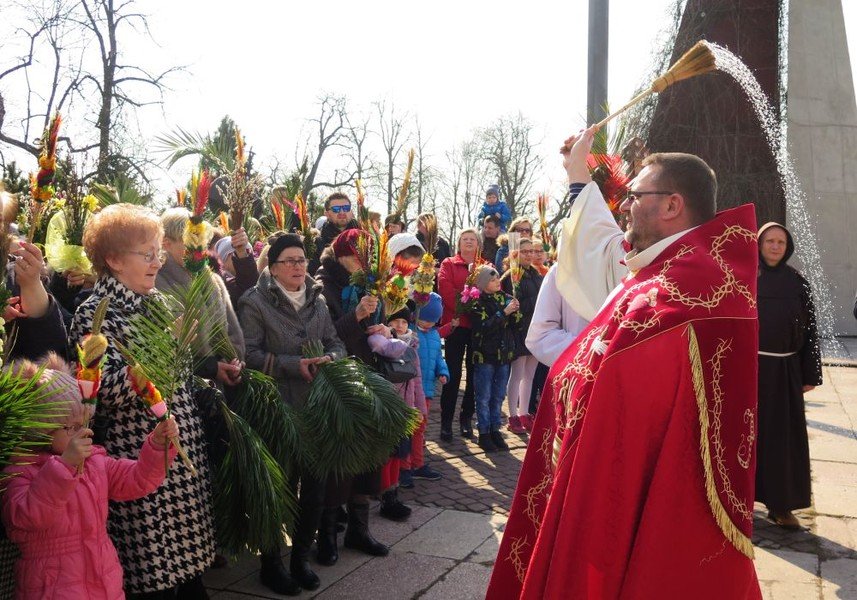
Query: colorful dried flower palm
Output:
[[28, 113, 62, 243], [411, 214, 438, 308], [536, 193, 554, 256], [74, 297, 109, 473], [45, 161, 96, 275], [224, 128, 265, 232], [587, 153, 629, 218], [285, 193, 315, 259], [456, 265, 484, 315], [127, 362, 197, 475], [183, 170, 212, 274], [507, 232, 523, 298]]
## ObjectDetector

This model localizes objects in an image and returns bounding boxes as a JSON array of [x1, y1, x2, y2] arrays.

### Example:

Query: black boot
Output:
[[316, 507, 340, 566], [440, 416, 453, 442], [343, 500, 389, 556], [289, 502, 322, 590], [335, 504, 348, 533], [478, 433, 498, 453], [379, 489, 412, 522], [259, 551, 301, 596], [490, 430, 510, 451], [459, 414, 474, 439]]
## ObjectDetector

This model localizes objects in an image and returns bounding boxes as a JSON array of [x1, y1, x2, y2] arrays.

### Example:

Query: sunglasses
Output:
[[329, 204, 352, 214]]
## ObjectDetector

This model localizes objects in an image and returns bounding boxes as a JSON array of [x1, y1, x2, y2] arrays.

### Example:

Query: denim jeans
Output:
[[473, 362, 511, 434]]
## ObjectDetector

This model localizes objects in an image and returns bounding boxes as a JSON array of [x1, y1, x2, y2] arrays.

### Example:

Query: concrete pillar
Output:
[[786, 0, 857, 335], [587, 0, 609, 125]]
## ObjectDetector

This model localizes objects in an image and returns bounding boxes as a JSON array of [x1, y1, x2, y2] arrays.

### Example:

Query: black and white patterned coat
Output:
[[69, 275, 214, 593]]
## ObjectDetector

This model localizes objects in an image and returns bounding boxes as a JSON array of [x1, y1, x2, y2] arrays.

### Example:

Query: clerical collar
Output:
[[624, 226, 698, 273]]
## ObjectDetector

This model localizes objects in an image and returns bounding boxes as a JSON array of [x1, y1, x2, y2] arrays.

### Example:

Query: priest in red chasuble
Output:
[[487, 126, 762, 600]]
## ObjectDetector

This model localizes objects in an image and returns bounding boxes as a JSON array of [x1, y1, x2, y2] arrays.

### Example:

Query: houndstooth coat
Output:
[[69, 275, 214, 593]]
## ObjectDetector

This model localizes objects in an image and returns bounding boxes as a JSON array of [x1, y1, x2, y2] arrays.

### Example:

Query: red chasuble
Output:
[[488, 205, 761, 600]]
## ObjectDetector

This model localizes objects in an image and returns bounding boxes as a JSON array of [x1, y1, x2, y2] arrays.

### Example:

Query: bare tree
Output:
[[0, 1, 88, 156], [0, 0, 180, 182], [413, 116, 436, 217], [375, 99, 409, 214], [343, 110, 373, 183], [477, 112, 543, 218], [295, 93, 354, 200], [439, 137, 483, 243]]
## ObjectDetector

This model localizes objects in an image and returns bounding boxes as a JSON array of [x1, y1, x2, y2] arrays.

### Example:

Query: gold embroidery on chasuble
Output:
[[687, 325, 755, 559], [737, 409, 755, 470]]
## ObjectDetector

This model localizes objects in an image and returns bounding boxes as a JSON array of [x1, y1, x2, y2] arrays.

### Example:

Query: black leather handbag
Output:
[[377, 346, 419, 383]]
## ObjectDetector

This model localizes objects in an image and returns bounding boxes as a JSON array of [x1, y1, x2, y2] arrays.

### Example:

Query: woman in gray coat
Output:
[[238, 233, 345, 596]]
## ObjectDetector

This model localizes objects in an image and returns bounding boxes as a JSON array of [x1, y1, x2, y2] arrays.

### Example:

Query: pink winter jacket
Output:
[[1, 435, 177, 599]]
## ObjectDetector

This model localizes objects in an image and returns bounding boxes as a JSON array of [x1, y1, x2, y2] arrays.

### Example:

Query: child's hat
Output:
[[8, 353, 86, 426], [387, 306, 412, 324], [485, 184, 500, 198], [473, 264, 499, 292], [418, 293, 443, 324]]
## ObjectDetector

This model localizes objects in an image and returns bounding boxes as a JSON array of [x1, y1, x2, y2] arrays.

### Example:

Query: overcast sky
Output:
[[1, 0, 856, 212]]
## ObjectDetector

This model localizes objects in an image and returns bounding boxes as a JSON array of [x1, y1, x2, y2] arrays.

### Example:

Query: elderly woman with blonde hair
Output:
[[69, 204, 215, 599], [157, 207, 244, 385]]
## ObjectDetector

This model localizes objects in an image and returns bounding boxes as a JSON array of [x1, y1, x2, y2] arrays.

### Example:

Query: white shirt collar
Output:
[[624, 226, 697, 273]]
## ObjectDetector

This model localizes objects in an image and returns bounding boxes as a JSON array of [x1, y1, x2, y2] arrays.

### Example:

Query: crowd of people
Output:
[[0, 130, 827, 599], [0, 176, 554, 598]]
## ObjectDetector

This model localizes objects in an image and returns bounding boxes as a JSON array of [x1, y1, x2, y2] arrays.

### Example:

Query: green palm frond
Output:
[[122, 272, 233, 401], [213, 400, 296, 555], [89, 173, 150, 207], [592, 105, 629, 156], [162, 271, 238, 362], [0, 367, 65, 487], [154, 127, 234, 172], [119, 293, 193, 404], [228, 369, 303, 478], [298, 359, 421, 480]]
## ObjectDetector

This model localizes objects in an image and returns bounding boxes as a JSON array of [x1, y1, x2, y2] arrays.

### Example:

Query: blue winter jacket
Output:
[[415, 326, 450, 399], [477, 200, 512, 232]]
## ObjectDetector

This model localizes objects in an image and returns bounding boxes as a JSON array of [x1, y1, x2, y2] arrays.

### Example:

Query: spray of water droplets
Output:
[[707, 42, 844, 358]]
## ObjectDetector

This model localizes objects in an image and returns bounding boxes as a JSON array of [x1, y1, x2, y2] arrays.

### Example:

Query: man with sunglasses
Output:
[[309, 192, 358, 275], [490, 126, 761, 599]]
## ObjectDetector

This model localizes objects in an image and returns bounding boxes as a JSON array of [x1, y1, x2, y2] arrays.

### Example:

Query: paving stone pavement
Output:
[[206, 364, 857, 599]]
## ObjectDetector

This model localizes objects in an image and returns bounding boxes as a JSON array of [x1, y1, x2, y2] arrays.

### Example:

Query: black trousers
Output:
[[439, 326, 475, 430], [528, 361, 549, 415]]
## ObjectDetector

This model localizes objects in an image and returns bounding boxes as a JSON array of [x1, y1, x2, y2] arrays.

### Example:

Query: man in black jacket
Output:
[[308, 192, 358, 275]]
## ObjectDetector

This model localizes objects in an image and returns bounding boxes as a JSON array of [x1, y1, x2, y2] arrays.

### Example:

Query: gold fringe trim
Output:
[[686, 324, 755, 559]]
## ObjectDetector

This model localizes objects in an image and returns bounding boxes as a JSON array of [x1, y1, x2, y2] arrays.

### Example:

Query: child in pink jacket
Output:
[[1, 354, 179, 600], [366, 308, 425, 522]]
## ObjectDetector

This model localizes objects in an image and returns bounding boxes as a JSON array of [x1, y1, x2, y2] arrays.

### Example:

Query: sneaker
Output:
[[521, 414, 534, 432], [507, 415, 526, 434], [412, 465, 443, 481], [490, 430, 510, 452], [399, 469, 414, 489], [440, 428, 453, 442], [478, 433, 498, 453]]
